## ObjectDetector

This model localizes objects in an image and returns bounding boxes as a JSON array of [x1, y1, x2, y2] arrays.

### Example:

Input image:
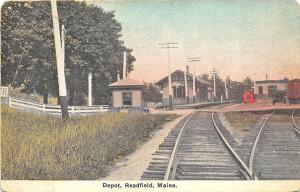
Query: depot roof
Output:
[[109, 78, 145, 89], [255, 79, 288, 84], [155, 69, 211, 86]]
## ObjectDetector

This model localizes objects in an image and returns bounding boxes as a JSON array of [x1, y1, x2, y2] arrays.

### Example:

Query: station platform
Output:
[[209, 102, 300, 113], [173, 100, 236, 109]]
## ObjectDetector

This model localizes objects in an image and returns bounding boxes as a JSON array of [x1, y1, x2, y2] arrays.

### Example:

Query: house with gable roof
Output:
[[155, 67, 213, 105]]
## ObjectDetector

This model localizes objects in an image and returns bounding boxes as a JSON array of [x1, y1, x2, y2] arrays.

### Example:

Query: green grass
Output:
[[223, 111, 264, 131], [1, 106, 177, 180]]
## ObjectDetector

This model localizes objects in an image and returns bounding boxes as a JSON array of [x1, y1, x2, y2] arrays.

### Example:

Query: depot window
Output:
[[258, 86, 263, 94], [173, 86, 185, 98], [122, 92, 132, 106]]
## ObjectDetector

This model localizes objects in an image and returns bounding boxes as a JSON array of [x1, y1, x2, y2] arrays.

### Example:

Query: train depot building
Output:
[[253, 79, 288, 101], [155, 69, 212, 106], [109, 78, 145, 110]]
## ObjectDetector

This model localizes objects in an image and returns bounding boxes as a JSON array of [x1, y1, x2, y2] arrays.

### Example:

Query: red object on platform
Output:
[[288, 79, 300, 103], [243, 90, 255, 103]]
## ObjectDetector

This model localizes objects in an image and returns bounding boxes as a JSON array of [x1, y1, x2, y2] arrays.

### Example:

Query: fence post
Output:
[[100, 105, 103, 113], [72, 106, 75, 114], [42, 104, 46, 112], [8, 97, 11, 108]]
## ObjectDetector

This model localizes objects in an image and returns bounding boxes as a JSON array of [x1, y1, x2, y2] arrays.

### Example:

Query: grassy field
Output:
[[223, 111, 266, 131], [1, 106, 177, 180]]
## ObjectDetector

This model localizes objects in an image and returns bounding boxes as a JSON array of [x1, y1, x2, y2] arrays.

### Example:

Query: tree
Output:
[[243, 76, 253, 91], [1, 2, 59, 104], [225, 76, 244, 101], [206, 73, 224, 101], [200, 74, 247, 101], [200, 74, 209, 81], [1, 1, 135, 105], [143, 83, 162, 102]]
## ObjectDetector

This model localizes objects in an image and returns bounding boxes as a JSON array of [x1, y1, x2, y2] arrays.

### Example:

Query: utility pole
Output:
[[184, 70, 188, 104], [61, 25, 65, 67], [159, 42, 178, 110], [224, 80, 228, 100], [88, 72, 92, 106], [187, 57, 201, 103], [209, 68, 217, 102], [123, 52, 127, 79], [117, 71, 120, 81], [51, 0, 69, 119]]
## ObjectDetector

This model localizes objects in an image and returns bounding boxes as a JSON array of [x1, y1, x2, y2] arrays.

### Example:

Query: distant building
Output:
[[109, 78, 145, 109], [155, 69, 212, 105], [254, 79, 288, 99]]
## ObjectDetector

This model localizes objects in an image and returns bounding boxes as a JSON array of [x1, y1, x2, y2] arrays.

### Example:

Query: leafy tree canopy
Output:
[[1, 1, 135, 105]]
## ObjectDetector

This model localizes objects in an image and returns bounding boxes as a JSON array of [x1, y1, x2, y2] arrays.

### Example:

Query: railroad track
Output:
[[141, 103, 237, 180], [199, 102, 237, 111], [142, 108, 300, 180], [292, 110, 300, 136], [142, 111, 251, 180], [215, 109, 300, 179], [140, 115, 193, 180], [253, 110, 300, 179]]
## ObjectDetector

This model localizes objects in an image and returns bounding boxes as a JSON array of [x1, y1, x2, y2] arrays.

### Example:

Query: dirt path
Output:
[[101, 111, 190, 180]]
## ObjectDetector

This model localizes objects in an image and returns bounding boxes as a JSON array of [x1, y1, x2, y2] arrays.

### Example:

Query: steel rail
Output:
[[209, 102, 238, 110], [211, 112, 252, 179], [248, 112, 274, 179], [163, 113, 194, 180], [198, 102, 238, 112], [292, 110, 300, 136], [165, 106, 236, 180], [164, 110, 273, 180]]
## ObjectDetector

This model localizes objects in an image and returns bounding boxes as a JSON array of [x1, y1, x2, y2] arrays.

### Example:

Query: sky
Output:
[[90, 0, 300, 83]]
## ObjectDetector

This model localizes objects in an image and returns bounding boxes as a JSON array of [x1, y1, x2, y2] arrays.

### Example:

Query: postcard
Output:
[[1, 0, 300, 192]]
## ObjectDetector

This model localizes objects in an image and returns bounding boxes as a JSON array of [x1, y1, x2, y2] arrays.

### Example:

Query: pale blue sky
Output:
[[91, 0, 300, 82]]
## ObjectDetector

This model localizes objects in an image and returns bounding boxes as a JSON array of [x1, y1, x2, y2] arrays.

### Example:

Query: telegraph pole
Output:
[[117, 71, 120, 81], [184, 70, 188, 104], [159, 42, 178, 110], [88, 72, 92, 106], [209, 69, 217, 102], [51, 0, 69, 119], [123, 52, 127, 79], [61, 25, 65, 67], [187, 57, 201, 103], [224, 80, 228, 100]]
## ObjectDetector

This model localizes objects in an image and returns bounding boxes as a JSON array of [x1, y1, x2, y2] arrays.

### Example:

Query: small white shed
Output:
[[109, 78, 145, 108]]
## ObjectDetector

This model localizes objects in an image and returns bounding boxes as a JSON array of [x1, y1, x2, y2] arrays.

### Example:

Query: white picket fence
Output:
[[8, 97, 112, 115]]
